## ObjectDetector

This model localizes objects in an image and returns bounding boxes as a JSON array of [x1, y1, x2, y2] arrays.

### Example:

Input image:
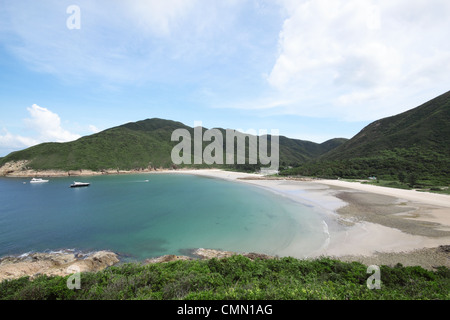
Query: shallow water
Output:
[[0, 174, 327, 261]]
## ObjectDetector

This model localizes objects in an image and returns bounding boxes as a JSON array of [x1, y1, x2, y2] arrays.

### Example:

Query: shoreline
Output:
[[1, 168, 449, 272], [168, 169, 450, 267], [0, 161, 177, 178]]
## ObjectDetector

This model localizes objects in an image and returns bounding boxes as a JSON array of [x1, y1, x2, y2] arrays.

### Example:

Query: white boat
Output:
[[70, 181, 90, 188], [30, 178, 49, 183]]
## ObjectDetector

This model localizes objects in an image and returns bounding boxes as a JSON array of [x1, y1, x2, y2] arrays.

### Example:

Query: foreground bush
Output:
[[1, 256, 449, 300]]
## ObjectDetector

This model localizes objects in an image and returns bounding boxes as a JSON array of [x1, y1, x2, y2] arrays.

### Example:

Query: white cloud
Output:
[[0, 105, 81, 154], [0, 0, 244, 86], [269, 0, 407, 90], [88, 125, 100, 134], [262, 0, 450, 121], [24, 104, 81, 143], [2, 1, 449, 125], [0, 128, 38, 149]]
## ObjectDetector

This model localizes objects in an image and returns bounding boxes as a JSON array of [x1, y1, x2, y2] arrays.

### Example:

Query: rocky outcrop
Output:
[[144, 248, 275, 265], [0, 250, 119, 282], [0, 160, 30, 176], [0, 160, 74, 177], [0, 161, 177, 177]]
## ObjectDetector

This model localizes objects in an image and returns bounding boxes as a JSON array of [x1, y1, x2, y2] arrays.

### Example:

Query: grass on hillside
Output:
[[1, 256, 449, 300]]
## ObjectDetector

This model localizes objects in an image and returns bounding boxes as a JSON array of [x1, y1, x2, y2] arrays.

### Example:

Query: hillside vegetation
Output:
[[281, 91, 450, 186], [0, 119, 346, 173], [1, 255, 449, 300]]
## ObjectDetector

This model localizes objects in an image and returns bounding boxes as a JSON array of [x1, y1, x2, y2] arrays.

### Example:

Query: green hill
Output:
[[282, 90, 450, 185], [0, 119, 187, 171], [278, 137, 348, 164], [0, 118, 346, 173], [322, 90, 450, 160]]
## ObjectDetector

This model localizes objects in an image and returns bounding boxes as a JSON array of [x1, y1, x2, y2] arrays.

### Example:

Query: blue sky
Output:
[[1, 0, 449, 156]]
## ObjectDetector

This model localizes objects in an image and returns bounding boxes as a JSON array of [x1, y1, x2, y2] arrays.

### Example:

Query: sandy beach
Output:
[[170, 169, 450, 269]]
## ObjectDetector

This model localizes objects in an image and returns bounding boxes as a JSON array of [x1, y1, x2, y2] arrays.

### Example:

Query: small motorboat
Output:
[[30, 178, 49, 183], [70, 181, 90, 188]]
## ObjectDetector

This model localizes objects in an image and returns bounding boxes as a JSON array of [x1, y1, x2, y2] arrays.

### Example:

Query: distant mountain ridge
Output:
[[321, 90, 450, 160], [283, 90, 450, 184], [2, 90, 448, 182], [0, 118, 346, 173]]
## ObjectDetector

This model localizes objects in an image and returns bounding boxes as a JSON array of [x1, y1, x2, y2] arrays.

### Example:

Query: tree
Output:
[[398, 171, 406, 183], [407, 173, 418, 187]]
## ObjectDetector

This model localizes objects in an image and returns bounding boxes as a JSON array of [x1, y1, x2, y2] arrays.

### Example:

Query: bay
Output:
[[0, 174, 327, 261]]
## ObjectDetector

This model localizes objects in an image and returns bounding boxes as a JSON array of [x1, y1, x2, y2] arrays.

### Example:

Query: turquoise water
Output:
[[0, 174, 327, 261]]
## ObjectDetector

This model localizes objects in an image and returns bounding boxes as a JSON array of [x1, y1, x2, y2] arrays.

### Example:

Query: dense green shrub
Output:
[[280, 147, 450, 187], [1, 256, 448, 300]]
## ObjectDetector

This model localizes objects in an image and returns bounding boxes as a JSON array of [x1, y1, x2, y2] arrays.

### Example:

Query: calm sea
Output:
[[0, 174, 327, 261]]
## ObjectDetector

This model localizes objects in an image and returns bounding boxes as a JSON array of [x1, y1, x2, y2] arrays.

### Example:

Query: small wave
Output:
[[322, 220, 330, 236], [17, 251, 35, 259], [320, 220, 331, 251], [2, 248, 111, 261], [44, 248, 76, 254]]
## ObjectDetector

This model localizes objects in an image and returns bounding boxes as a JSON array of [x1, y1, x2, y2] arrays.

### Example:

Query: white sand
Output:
[[170, 169, 450, 258]]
